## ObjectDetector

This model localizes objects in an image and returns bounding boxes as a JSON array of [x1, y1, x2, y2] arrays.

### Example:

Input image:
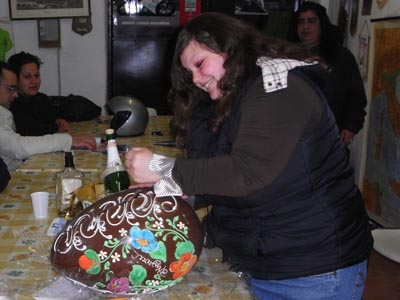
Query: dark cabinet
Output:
[[107, 1, 295, 115], [108, 0, 180, 115]]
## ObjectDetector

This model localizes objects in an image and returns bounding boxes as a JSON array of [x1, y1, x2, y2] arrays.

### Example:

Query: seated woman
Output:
[[7, 51, 71, 136], [0, 61, 96, 171]]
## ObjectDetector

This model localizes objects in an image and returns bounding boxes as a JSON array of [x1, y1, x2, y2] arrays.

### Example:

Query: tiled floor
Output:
[[363, 250, 400, 300]]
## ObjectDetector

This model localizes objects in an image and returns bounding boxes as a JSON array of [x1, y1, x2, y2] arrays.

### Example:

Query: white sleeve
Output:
[[0, 110, 72, 160]]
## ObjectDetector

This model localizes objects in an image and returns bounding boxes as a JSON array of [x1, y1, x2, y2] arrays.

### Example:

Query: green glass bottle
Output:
[[102, 131, 130, 194]]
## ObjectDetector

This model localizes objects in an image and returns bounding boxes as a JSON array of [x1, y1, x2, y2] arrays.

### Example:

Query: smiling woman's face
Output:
[[18, 62, 41, 98], [180, 40, 226, 100]]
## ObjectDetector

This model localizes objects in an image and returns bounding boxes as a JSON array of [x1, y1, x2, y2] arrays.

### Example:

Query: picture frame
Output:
[[371, 0, 400, 21], [38, 19, 60, 48], [9, 0, 91, 20]]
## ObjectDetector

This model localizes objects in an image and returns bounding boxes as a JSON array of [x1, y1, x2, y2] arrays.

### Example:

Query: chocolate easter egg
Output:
[[51, 188, 203, 297]]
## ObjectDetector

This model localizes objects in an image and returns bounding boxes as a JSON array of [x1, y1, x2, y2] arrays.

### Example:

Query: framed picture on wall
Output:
[[9, 0, 91, 20], [38, 19, 60, 48], [371, 0, 400, 21]]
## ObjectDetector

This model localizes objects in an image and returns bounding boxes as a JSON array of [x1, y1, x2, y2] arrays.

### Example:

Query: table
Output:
[[17, 116, 183, 172], [0, 116, 253, 300]]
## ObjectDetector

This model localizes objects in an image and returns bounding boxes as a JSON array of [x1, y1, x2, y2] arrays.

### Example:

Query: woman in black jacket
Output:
[[287, 1, 367, 146], [7, 51, 102, 136], [7, 51, 71, 136], [125, 12, 373, 300]]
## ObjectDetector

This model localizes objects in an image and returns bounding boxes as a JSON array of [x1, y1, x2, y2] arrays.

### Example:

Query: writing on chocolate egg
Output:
[[134, 251, 168, 276]]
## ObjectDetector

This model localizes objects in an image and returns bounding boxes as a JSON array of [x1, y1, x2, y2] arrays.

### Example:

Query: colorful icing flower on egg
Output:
[[169, 252, 197, 279], [78, 249, 101, 275], [129, 226, 158, 253], [107, 277, 130, 293]]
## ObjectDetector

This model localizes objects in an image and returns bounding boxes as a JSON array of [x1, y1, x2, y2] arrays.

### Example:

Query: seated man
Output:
[[8, 51, 101, 136], [0, 61, 96, 171]]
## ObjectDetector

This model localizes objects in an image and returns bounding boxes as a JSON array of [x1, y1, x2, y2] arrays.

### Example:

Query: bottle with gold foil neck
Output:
[[102, 131, 130, 194]]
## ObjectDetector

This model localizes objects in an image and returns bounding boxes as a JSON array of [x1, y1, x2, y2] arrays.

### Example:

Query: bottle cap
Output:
[[105, 128, 115, 141], [105, 129, 115, 135], [64, 151, 75, 168]]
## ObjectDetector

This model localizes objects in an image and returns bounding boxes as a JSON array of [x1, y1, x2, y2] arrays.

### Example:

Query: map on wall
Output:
[[363, 22, 400, 226]]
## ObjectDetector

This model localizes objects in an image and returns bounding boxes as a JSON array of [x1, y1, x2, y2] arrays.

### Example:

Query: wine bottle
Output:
[[56, 151, 84, 216], [102, 130, 130, 194]]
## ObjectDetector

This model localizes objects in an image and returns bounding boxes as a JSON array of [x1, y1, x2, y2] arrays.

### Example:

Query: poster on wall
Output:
[[114, 0, 180, 28], [357, 20, 370, 78], [235, 0, 293, 15], [363, 21, 400, 226], [179, 0, 201, 25], [371, 0, 400, 20], [9, 0, 90, 19], [235, 0, 272, 15], [362, 0, 372, 15]]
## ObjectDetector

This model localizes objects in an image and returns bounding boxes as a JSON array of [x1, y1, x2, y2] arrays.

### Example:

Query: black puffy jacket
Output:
[[186, 67, 373, 279]]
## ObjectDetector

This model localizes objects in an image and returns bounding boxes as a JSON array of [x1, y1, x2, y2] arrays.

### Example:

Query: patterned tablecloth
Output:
[[17, 116, 183, 172], [0, 116, 253, 300]]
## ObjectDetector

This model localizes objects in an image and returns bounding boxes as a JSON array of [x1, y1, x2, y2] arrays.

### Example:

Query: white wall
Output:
[[0, 1, 108, 113]]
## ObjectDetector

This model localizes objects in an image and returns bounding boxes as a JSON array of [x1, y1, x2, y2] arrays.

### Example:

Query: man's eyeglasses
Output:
[[0, 83, 18, 93]]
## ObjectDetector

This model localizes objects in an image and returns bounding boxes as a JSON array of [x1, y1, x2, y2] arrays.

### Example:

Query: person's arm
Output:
[[126, 74, 321, 198], [0, 120, 95, 162], [0, 108, 72, 160], [339, 47, 367, 135], [56, 119, 71, 132], [172, 74, 320, 197]]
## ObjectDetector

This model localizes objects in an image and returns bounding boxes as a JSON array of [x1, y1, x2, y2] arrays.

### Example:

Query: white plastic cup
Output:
[[95, 137, 101, 146], [30, 192, 49, 219]]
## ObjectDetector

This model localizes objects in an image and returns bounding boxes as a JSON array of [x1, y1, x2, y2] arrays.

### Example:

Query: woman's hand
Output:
[[125, 147, 161, 184], [71, 135, 96, 151], [341, 129, 355, 145]]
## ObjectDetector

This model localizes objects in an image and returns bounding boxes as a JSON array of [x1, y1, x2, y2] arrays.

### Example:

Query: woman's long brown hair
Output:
[[169, 12, 322, 148]]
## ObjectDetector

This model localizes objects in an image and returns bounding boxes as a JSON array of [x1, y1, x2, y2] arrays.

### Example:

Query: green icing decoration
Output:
[[149, 241, 167, 262], [129, 265, 147, 286]]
